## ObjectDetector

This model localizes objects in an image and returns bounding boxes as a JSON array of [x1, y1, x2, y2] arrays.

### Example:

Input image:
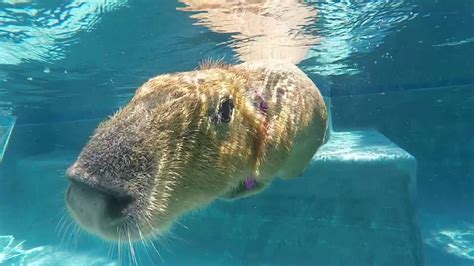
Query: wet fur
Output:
[[67, 60, 327, 240]]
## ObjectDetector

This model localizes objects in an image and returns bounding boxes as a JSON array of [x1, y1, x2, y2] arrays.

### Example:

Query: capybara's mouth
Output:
[[65, 179, 142, 241]]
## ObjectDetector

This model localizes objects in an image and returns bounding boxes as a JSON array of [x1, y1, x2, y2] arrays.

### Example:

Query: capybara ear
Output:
[[212, 97, 234, 124]]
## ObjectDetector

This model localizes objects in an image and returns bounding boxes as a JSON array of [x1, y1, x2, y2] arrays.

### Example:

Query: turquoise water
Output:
[[0, 0, 473, 265]]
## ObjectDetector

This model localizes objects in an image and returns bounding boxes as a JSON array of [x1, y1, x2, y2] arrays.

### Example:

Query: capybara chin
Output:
[[65, 60, 328, 241]]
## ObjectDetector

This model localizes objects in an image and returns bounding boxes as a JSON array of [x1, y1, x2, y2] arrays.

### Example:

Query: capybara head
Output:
[[65, 66, 263, 241], [65, 61, 327, 242]]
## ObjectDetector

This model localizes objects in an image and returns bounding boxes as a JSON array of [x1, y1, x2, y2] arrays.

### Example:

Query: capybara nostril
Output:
[[106, 194, 134, 220]]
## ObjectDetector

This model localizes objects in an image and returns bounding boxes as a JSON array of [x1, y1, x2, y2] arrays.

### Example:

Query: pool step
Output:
[[0, 115, 16, 164], [174, 130, 423, 266]]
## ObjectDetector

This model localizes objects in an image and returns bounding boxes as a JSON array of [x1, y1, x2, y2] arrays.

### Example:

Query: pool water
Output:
[[0, 0, 473, 265]]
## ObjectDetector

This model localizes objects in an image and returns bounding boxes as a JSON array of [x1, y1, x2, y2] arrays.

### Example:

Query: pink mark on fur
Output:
[[256, 95, 268, 114], [245, 176, 256, 190]]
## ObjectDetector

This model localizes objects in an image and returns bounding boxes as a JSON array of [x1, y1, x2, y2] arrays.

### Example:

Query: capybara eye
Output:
[[213, 98, 233, 124]]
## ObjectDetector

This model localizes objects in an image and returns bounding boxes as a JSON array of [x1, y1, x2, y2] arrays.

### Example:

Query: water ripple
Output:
[[303, 0, 418, 75], [0, 0, 128, 65]]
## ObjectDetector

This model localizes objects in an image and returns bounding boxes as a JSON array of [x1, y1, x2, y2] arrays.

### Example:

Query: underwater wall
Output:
[[332, 85, 474, 265]]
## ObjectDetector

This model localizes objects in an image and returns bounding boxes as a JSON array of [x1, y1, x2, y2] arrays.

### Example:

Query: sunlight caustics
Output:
[[0, 235, 44, 264], [426, 224, 474, 260], [0, 0, 128, 65], [0, 115, 16, 163], [314, 130, 415, 162], [0, 235, 116, 265]]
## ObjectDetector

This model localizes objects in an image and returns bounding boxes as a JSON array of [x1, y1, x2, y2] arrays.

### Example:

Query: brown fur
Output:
[[65, 60, 327, 241]]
